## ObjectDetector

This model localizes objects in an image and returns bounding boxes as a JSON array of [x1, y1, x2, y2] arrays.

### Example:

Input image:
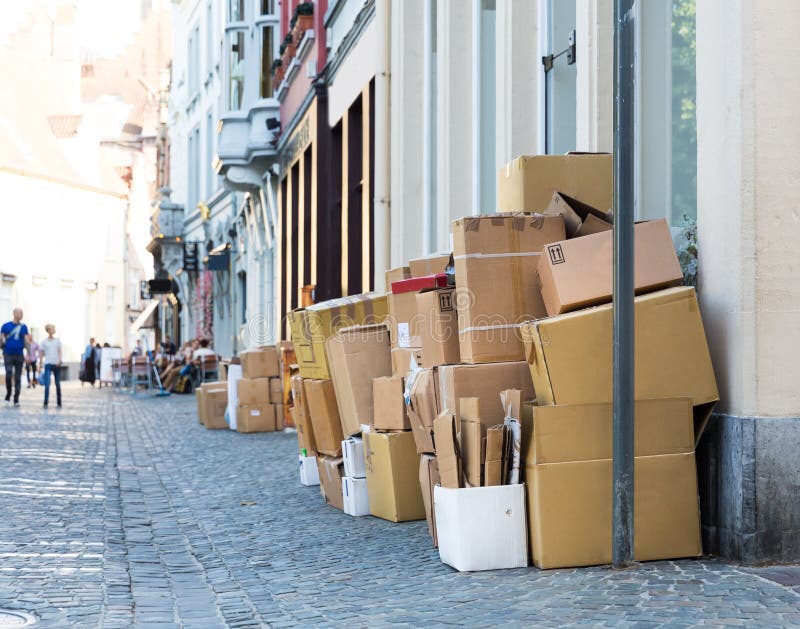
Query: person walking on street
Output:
[[81, 337, 97, 387], [26, 336, 40, 388], [39, 324, 62, 408], [94, 341, 102, 387], [1, 308, 30, 407]]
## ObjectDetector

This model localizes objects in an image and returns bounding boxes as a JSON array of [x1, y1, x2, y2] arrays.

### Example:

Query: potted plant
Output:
[[282, 33, 296, 59], [292, 2, 314, 41], [270, 58, 284, 89]]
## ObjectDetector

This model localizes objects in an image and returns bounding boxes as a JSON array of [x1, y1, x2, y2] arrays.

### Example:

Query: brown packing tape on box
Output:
[[433, 411, 461, 489]]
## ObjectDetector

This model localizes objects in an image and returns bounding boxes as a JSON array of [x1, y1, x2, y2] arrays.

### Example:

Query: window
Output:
[[260, 0, 275, 15], [188, 25, 200, 96], [228, 0, 244, 22], [206, 109, 215, 198], [206, 1, 214, 75], [544, 0, 576, 154], [228, 31, 246, 109], [636, 0, 696, 224], [260, 26, 275, 98]]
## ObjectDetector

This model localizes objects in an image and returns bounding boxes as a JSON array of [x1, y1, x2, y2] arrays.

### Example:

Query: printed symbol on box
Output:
[[548, 244, 565, 265], [439, 292, 454, 312]]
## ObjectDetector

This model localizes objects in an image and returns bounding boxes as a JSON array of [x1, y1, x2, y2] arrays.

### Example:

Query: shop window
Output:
[[636, 0, 697, 225], [228, 30, 245, 109]]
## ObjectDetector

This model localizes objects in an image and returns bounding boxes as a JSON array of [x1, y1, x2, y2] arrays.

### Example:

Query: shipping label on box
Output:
[[237, 403, 276, 433]]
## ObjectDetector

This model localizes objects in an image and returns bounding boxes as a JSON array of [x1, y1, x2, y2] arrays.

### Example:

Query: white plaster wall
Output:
[[327, 18, 377, 127], [697, 0, 800, 417], [575, 0, 613, 152]]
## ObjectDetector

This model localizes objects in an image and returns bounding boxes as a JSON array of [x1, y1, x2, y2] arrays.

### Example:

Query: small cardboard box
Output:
[[288, 293, 389, 380], [497, 153, 613, 213], [342, 436, 366, 479], [317, 455, 345, 510], [236, 403, 276, 433], [543, 191, 612, 238], [452, 214, 565, 363], [436, 361, 534, 429], [291, 376, 317, 455], [364, 430, 425, 522], [198, 383, 226, 425], [408, 253, 451, 278], [539, 219, 683, 316], [325, 324, 392, 436], [299, 454, 320, 486], [240, 347, 279, 379], [203, 388, 229, 429], [406, 368, 439, 454], [372, 375, 410, 430], [435, 484, 528, 572], [304, 379, 345, 457], [419, 454, 440, 546], [237, 378, 270, 406], [416, 288, 460, 368], [342, 476, 370, 516], [391, 347, 421, 377], [269, 376, 283, 404], [520, 286, 719, 443], [225, 364, 242, 431]]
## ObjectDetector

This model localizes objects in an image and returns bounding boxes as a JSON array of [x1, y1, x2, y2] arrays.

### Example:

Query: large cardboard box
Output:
[[342, 476, 370, 517], [288, 293, 389, 380], [203, 388, 229, 429], [317, 455, 345, 510], [520, 286, 719, 443], [240, 347, 279, 378], [291, 375, 317, 455], [408, 253, 451, 278], [304, 379, 345, 456], [237, 378, 270, 406], [435, 484, 528, 572], [436, 361, 534, 428], [198, 382, 226, 425], [363, 430, 425, 522], [325, 324, 392, 436], [372, 375, 410, 430], [419, 454, 440, 546], [236, 403, 276, 433], [525, 398, 701, 569], [539, 219, 683, 316], [452, 214, 565, 363], [497, 153, 613, 213], [406, 368, 439, 454], [416, 288, 460, 368]]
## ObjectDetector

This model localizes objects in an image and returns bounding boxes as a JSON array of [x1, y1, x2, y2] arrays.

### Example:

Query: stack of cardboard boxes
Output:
[[236, 347, 284, 433], [282, 152, 718, 573]]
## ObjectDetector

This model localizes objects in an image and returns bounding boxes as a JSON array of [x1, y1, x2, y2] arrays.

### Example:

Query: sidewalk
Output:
[[0, 385, 798, 627]]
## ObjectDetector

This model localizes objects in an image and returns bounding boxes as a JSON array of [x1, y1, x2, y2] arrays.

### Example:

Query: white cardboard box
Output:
[[299, 455, 320, 486], [226, 364, 242, 430], [342, 476, 370, 516], [434, 483, 528, 572], [342, 436, 366, 479]]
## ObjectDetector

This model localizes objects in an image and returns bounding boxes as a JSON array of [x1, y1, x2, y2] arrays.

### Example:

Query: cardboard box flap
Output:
[[528, 398, 695, 465], [544, 191, 612, 238], [434, 411, 462, 489], [459, 397, 484, 488], [484, 425, 507, 487]]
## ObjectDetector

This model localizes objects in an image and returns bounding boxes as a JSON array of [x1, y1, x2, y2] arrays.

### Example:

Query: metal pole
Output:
[[612, 0, 636, 569]]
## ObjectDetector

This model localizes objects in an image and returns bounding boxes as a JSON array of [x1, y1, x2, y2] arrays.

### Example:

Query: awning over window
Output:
[[129, 300, 159, 334]]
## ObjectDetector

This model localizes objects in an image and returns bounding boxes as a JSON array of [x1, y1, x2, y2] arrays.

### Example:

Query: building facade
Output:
[[161, 0, 799, 563]]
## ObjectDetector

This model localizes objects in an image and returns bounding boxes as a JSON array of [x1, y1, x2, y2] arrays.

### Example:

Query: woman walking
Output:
[[39, 324, 62, 408], [26, 336, 40, 388]]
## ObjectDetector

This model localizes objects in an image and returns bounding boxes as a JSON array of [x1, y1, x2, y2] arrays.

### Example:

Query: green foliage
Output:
[[296, 2, 314, 17], [675, 214, 698, 287]]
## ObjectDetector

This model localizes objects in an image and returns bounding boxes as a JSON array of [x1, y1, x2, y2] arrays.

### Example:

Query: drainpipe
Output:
[[373, 0, 391, 291], [612, 0, 636, 570]]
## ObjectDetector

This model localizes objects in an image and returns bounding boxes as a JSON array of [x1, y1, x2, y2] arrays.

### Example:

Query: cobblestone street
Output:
[[0, 384, 798, 628]]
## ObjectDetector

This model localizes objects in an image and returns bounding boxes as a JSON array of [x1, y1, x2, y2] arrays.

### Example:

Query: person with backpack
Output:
[[39, 324, 62, 408], [1, 308, 31, 407]]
